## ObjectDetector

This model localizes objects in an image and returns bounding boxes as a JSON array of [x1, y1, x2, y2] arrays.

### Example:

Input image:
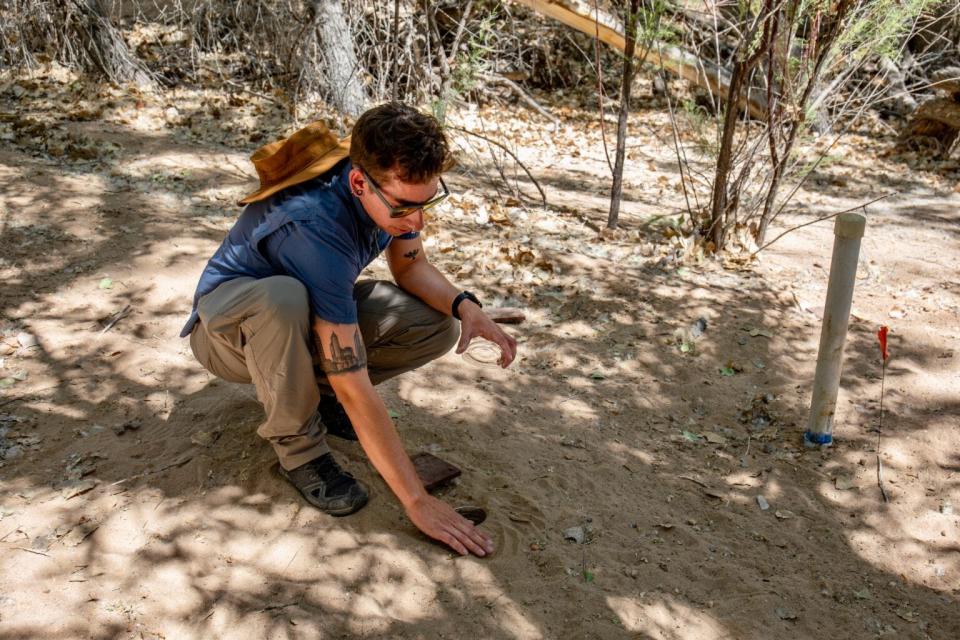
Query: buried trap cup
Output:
[[804, 212, 867, 447]]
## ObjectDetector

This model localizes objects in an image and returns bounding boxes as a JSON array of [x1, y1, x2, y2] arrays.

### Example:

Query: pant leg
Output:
[[313, 280, 459, 388], [189, 276, 329, 470]]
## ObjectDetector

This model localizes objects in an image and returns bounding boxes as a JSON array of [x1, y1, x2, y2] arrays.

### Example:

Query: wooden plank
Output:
[[411, 452, 462, 492]]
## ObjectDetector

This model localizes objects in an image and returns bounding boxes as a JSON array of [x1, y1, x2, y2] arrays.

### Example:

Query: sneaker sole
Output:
[[275, 463, 369, 516]]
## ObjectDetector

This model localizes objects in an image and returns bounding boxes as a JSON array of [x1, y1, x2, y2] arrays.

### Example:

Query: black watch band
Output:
[[452, 290, 482, 320]]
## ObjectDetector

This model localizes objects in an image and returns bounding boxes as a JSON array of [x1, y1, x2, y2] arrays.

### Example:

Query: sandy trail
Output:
[[1, 83, 959, 639]]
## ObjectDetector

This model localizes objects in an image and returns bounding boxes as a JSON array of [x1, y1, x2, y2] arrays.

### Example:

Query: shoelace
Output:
[[315, 455, 355, 493]]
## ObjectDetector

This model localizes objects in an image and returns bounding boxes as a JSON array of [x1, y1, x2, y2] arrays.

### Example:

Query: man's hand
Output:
[[405, 493, 495, 557], [456, 301, 518, 367]]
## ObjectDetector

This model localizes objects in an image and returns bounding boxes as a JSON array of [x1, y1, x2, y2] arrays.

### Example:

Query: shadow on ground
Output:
[[1, 97, 958, 639]]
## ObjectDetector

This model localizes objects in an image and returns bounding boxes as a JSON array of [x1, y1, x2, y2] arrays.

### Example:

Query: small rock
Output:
[[62, 479, 98, 500], [895, 607, 918, 623], [2, 445, 22, 460], [775, 607, 797, 621], [623, 567, 639, 579], [191, 429, 220, 447], [774, 509, 795, 520], [562, 526, 587, 544], [704, 432, 727, 445], [835, 476, 857, 490], [756, 495, 770, 511], [112, 419, 142, 436], [16, 333, 37, 349], [854, 588, 871, 600], [940, 502, 953, 516], [690, 317, 708, 338]]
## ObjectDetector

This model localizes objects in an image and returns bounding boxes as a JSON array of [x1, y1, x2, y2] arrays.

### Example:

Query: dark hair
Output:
[[349, 102, 452, 183]]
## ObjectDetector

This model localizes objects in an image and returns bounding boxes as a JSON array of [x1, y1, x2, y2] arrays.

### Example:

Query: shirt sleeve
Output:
[[262, 223, 359, 325]]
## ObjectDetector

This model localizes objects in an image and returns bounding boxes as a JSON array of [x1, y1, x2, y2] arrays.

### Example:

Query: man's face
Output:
[[349, 167, 442, 237]]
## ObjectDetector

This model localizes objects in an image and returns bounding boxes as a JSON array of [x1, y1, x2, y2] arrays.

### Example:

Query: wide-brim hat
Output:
[[238, 121, 351, 206]]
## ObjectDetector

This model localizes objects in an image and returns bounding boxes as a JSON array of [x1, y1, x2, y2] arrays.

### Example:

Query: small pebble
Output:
[[756, 495, 770, 511], [16, 333, 37, 349]]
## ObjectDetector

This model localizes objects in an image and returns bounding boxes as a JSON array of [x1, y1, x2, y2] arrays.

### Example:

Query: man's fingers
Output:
[[456, 327, 473, 354], [451, 516, 495, 555], [443, 533, 469, 556], [495, 332, 517, 367], [451, 526, 488, 557]]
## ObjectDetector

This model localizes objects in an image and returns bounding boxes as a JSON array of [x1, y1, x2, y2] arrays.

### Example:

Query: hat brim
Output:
[[237, 141, 351, 206]]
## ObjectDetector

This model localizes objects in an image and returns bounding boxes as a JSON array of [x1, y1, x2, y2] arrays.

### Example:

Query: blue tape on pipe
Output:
[[804, 431, 833, 445]]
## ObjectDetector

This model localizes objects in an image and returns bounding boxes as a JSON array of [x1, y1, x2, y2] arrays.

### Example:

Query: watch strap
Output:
[[452, 290, 481, 320]]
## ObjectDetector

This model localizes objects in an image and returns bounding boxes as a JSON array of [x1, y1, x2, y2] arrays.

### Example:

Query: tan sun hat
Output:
[[238, 121, 352, 206]]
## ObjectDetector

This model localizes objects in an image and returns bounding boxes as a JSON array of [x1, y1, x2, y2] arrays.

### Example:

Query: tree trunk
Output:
[[708, 59, 746, 249], [301, 0, 369, 117], [65, 0, 154, 89], [608, 0, 641, 230]]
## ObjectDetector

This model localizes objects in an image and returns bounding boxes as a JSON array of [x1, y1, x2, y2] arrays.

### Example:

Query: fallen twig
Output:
[[15, 546, 50, 557], [259, 601, 300, 613], [678, 475, 709, 488], [109, 454, 193, 487], [479, 73, 558, 127], [447, 126, 547, 209], [99, 304, 132, 335]]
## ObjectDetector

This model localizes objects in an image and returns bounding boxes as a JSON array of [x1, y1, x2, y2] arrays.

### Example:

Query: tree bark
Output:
[[301, 0, 369, 117], [708, 59, 746, 249], [607, 0, 642, 230], [64, 0, 155, 89]]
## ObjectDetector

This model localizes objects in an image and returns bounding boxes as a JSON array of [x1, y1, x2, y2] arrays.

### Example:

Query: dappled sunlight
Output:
[[3, 69, 960, 638], [605, 441, 657, 467], [0, 478, 552, 638], [608, 594, 730, 638]]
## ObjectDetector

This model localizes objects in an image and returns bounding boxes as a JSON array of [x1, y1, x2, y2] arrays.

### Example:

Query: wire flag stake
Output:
[[876, 325, 890, 503]]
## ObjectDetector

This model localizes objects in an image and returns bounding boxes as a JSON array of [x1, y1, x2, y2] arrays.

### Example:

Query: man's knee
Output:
[[260, 276, 309, 322], [432, 314, 459, 357]]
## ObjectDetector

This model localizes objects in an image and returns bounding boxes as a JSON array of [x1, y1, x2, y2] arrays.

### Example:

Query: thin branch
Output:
[[594, 0, 614, 174], [751, 192, 897, 256], [448, 126, 547, 209]]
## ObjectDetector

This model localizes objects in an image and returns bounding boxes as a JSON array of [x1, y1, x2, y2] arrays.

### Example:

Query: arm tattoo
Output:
[[318, 328, 367, 375], [403, 248, 420, 260]]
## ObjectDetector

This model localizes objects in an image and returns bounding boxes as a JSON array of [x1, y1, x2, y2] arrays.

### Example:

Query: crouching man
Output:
[[181, 103, 516, 557]]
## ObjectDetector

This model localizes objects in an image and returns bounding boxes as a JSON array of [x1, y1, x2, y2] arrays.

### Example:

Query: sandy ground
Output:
[[1, 71, 959, 639]]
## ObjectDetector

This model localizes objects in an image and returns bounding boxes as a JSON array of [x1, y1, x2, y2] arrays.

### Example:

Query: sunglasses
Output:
[[362, 170, 450, 218]]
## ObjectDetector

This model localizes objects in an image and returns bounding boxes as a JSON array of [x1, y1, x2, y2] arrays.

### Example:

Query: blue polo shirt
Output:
[[180, 159, 415, 337]]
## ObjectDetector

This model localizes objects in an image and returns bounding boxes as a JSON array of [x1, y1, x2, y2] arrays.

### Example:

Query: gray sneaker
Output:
[[278, 453, 368, 516]]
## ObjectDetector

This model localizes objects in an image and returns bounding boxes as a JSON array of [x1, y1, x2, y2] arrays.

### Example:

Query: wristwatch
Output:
[[452, 290, 482, 320]]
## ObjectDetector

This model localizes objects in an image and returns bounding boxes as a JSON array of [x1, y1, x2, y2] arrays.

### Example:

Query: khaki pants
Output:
[[189, 276, 459, 469]]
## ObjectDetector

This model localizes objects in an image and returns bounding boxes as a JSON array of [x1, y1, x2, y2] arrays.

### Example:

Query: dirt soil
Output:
[[1, 68, 959, 639]]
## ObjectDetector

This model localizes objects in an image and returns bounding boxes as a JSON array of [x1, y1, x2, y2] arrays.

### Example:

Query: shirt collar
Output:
[[337, 160, 379, 230]]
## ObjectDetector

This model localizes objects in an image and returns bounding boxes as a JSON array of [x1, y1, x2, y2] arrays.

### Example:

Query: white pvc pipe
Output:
[[805, 212, 867, 446]]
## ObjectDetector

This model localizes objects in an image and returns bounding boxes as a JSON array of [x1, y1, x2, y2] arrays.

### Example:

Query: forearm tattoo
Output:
[[318, 328, 367, 375], [403, 248, 420, 260]]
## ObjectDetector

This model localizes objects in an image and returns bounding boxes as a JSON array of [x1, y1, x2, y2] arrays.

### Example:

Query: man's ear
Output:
[[348, 167, 365, 196]]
